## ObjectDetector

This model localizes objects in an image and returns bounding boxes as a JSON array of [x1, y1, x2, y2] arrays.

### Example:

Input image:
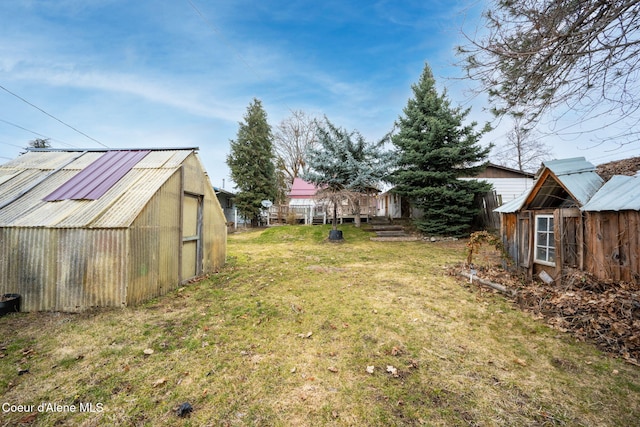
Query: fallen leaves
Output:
[[513, 358, 527, 367], [386, 365, 398, 377], [152, 377, 167, 388], [516, 271, 640, 364], [464, 265, 640, 364]]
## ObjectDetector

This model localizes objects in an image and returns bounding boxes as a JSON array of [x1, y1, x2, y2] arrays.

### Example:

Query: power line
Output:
[[0, 83, 109, 148], [0, 118, 80, 149], [0, 140, 26, 150]]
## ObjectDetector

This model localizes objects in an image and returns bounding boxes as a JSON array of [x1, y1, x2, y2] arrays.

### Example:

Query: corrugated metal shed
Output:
[[0, 148, 227, 312], [581, 174, 640, 211]]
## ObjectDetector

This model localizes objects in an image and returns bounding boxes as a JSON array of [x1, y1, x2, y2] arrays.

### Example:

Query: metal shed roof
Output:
[[543, 157, 596, 176], [0, 149, 195, 228], [581, 174, 640, 211], [542, 157, 604, 206], [494, 190, 528, 213], [494, 157, 604, 213], [44, 150, 150, 201]]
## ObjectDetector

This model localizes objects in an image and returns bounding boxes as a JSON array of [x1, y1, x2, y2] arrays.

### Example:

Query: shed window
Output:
[[535, 215, 555, 265]]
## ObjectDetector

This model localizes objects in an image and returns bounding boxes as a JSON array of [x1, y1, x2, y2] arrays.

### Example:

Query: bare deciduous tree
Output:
[[273, 110, 318, 189], [458, 0, 640, 143], [494, 117, 553, 172]]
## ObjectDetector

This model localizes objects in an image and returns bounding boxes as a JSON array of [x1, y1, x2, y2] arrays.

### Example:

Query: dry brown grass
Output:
[[1, 224, 639, 426]]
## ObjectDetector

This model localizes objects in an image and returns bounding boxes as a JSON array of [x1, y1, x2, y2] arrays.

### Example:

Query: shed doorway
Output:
[[182, 192, 203, 280]]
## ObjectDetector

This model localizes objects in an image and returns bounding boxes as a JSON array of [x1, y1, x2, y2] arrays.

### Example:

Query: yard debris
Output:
[[460, 264, 640, 364], [516, 272, 640, 365], [386, 365, 398, 376], [366, 365, 375, 374], [328, 366, 338, 373], [152, 377, 167, 387], [297, 331, 313, 339], [513, 358, 527, 367], [175, 402, 193, 418], [143, 348, 154, 355]]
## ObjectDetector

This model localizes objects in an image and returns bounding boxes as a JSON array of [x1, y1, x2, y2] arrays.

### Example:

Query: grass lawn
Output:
[[1, 224, 639, 426]]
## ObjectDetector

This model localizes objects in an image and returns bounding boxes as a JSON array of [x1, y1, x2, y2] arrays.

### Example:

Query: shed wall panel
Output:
[[586, 211, 640, 283], [501, 213, 517, 264], [0, 227, 127, 312], [182, 154, 205, 195], [627, 212, 640, 282], [56, 228, 127, 311], [0, 228, 57, 311], [201, 168, 227, 272], [127, 170, 181, 305]]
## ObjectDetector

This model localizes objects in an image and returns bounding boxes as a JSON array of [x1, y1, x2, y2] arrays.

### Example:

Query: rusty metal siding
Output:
[[0, 227, 127, 312], [127, 170, 181, 306], [0, 227, 56, 312], [183, 153, 227, 273], [56, 228, 127, 311]]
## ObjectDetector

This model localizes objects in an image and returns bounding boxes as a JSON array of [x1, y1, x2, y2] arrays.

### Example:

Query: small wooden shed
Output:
[[495, 158, 605, 281], [0, 148, 226, 312], [580, 174, 640, 282]]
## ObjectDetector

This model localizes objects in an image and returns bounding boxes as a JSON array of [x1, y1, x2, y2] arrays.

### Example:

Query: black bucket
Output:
[[0, 294, 21, 316], [328, 230, 343, 241]]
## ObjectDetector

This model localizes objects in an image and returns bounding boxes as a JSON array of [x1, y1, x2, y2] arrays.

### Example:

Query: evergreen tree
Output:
[[390, 63, 492, 237], [226, 98, 277, 226], [303, 118, 391, 230]]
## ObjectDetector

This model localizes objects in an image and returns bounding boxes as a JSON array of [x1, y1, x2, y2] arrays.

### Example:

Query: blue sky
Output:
[[1, 0, 639, 189]]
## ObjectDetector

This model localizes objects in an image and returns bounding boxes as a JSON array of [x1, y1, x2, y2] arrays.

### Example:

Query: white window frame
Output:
[[534, 214, 556, 266]]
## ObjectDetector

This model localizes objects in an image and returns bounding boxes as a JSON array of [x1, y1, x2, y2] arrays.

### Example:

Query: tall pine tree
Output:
[[390, 63, 492, 237], [226, 98, 277, 226]]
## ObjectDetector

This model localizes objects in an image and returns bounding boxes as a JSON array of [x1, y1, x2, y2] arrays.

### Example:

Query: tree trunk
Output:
[[354, 198, 361, 227]]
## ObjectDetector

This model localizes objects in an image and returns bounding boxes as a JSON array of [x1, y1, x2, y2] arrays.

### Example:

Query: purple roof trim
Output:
[[44, 150, 151, 201]]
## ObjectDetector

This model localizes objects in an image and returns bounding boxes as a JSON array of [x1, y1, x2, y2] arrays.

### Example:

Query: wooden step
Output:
[[369, 225, 404, 231], [370, 236, 419, 242], [374, 230, 409, 237]]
